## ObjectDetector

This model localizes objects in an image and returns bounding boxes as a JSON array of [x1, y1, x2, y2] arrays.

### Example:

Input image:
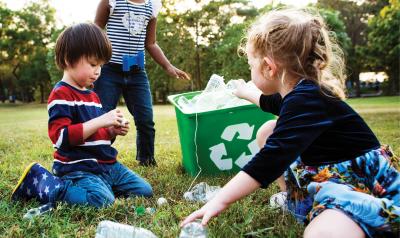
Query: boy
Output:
[[12, 23, 152, 208]]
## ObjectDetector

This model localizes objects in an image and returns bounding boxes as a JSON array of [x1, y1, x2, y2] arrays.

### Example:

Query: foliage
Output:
[[0, 0, 57, 103], [0, 0, 396, 103], [362, 0, 400, 94], [316, 0, 393, 96], [46, 28, 65, 87]]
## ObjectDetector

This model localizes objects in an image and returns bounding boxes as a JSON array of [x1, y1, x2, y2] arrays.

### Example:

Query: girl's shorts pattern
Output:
[[285, 145, 400, 237]]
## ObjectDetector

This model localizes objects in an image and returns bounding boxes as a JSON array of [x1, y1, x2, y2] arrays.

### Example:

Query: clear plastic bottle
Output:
[[95, 220, 157, 238], [23, 203, 54, 219], [179, 220, 208, 238]]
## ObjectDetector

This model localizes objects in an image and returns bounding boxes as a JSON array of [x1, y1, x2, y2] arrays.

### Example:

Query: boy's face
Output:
[[66, 57, 103, 89]]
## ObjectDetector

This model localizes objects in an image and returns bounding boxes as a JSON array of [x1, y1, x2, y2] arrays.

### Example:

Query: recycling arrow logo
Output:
[[209, 123, 259, 170]]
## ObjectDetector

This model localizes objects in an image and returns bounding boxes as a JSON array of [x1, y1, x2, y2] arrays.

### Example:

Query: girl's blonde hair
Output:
[[241, 8, 346, 99]]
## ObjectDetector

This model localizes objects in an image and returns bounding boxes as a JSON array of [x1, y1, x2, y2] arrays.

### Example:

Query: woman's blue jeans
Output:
[[94, 63, 155, 162]]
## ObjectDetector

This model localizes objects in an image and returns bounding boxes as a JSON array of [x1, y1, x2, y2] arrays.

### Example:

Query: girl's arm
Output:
[[145, 18, 190, 80], [181, 171, 261, 226], [233, 79, 262, 106], [94, 0, 110, 29]]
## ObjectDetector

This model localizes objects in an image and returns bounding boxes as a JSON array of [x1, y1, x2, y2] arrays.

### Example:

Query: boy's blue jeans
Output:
[[94, 63, 155, 162], [51, 162, 153, 208]]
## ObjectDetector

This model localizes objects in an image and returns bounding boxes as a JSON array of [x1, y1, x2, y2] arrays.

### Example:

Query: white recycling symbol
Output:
[[209, 123, 259, 170]]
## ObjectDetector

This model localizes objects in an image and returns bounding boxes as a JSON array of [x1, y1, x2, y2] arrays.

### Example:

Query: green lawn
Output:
[[0, 96, 399, 237]]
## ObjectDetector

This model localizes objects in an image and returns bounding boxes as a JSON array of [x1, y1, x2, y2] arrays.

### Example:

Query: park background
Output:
[[0, 0, 399, 237]]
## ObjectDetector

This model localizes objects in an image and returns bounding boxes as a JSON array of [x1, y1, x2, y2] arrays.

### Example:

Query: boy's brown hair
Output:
[[55, 23, 112, 70]]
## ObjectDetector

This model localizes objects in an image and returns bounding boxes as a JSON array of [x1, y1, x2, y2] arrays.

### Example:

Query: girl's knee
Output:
[[304, 209, 365, 238], [256, 120, 277, 148]]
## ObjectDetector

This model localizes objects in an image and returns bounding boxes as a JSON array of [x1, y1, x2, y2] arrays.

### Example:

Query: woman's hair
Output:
[[55, 23, 112, 70], [240, 8, 346, 100]]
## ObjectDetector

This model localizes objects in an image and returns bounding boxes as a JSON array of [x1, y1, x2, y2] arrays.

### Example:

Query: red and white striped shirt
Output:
[[48, 81, 117, 176]]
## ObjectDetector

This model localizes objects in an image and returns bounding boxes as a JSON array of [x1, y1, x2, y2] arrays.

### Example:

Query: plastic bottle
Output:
[[95, 220, 157, 238], [179, 220, 208, 238], [23, 203, 54, 219]]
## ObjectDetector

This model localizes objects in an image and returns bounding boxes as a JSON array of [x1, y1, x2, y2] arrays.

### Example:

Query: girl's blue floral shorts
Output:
[[285, 145, 400, 237]]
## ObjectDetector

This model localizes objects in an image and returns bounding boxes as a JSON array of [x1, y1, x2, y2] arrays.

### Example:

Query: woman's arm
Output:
[[145, 18, 190, 80], [181, 171, 261, 226], [94, 0, 110, 29]]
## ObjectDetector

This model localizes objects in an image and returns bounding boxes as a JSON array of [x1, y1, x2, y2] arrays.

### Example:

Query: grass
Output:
[[0, 96, 399, 238]]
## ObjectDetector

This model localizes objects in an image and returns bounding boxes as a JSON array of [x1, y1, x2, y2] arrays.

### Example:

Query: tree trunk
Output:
[[40, 83, 45, 103], [195, 19, 201, 91], [350, 68, 361, 97]]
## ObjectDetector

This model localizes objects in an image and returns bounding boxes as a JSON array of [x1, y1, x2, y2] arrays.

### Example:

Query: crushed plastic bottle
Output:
[[95, 220, 157, 238], [183, 182, 221, 203], [176, 74, 252, 113], [179, 220, 208, 238], [269, 191, 288, 210], [23, 203, 54, 219]]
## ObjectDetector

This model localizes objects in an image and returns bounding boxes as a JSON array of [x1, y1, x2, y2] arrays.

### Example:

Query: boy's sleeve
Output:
[[47, 90, 84, 150], [242, 93, 333, 188]]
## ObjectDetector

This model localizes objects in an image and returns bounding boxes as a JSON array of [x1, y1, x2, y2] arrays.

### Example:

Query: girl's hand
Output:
[[98, 109, 124, 128], [180, 200, 229, 227], [165, 65, 190, 80], [231, 79, 253, 100], [231, 79, 262, 106]]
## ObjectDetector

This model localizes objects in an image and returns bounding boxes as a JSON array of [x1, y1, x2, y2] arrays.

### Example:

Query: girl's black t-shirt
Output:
[[242, 79, 380, 188]]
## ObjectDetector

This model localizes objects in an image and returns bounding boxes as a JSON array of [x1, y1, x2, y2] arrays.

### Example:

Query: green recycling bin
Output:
[[168, 91, 275, 176]]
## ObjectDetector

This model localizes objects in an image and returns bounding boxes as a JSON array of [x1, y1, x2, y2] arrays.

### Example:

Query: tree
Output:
[[363, 0, 399, 94], [146, 0, 252, 102], [0, 0, 56, 102], [317, 0, 376, 96]]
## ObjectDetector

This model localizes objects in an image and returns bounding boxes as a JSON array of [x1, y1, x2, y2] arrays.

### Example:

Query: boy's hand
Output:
[[165, 65, 190, 80], [111, 121, 130, 136], [99, 109, 124, 127]]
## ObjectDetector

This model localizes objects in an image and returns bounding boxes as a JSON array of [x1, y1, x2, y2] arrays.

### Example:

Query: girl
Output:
[[94, 0, 190, 166], [181, 9, 400, 238]]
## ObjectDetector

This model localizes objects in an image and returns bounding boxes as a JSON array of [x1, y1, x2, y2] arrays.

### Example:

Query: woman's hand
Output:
[[165, 65, 190, 80], [180, 199, 229, 227]]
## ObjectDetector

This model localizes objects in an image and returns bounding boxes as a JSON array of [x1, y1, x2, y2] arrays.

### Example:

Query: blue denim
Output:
[[51, 162, 153, 208], [94, 63, 155, 161]]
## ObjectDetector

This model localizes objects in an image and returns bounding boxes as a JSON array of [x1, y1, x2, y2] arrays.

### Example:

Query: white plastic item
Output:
[[120, 118, 129, 126], [157, 197, 168, 206], [269, 191, 288, 209], [183, 182, 221, 203], [176, 74, 252, 113], [179, 220, 207, 238], [23, 203, 53, 219], [95, 220, 157, 238]]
